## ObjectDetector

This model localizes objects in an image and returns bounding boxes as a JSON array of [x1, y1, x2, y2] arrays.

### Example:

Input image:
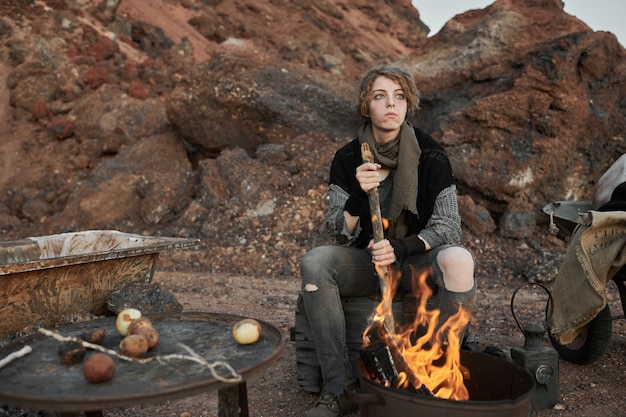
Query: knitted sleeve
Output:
[[419, 184, 462, 247], [325, 184, 362, 246]]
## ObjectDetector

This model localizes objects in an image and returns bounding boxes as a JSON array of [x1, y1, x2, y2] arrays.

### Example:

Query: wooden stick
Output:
[[361, 143, 394, 335], [360, 143, 386, 248], [0, 345, 32, 369]]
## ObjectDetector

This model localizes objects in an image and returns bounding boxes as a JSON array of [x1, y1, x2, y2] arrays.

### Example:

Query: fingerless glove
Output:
[[389, 235, 426, 259]]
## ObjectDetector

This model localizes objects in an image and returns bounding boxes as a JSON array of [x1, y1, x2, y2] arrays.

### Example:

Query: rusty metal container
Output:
[[0, 230, 199, 339], [347, 350, 534, 417]]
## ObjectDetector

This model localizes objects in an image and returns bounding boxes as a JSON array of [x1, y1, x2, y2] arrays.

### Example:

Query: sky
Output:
[[411, 0, 624, 46]]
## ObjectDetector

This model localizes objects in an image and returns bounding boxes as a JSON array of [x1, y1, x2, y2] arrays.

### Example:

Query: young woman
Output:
[[300, 65, 476, 417]]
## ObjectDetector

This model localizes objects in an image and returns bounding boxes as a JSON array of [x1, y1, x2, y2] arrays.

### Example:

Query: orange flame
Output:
[[370, 215, 390, 231], [363, 266, 471, 400]]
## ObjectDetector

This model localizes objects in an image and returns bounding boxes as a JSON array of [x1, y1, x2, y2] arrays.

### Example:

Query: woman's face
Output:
[[366, 75, 407, 142]]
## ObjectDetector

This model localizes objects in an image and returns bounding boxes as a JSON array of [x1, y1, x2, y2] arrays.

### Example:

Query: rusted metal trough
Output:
[[0, 230, 199, 339]]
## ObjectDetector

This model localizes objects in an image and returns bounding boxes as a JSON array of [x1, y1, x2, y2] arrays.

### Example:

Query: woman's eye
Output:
[[395, 93, 406, 100], [373, 93, 385, 100]]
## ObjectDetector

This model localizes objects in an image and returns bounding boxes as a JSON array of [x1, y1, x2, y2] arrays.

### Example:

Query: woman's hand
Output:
[[356, 162, 382, 193], [368, 238, 397, 267]]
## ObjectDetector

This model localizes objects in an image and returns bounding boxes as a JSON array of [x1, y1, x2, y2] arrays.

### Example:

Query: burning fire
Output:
[[362, 265, 471, 400]]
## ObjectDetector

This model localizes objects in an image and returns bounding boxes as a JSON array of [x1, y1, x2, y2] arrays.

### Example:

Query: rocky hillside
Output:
[[1, 0, 625, 278]]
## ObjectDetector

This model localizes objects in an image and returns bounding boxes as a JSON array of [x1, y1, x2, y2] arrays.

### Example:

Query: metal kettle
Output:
[[510, 282, 560, 410]]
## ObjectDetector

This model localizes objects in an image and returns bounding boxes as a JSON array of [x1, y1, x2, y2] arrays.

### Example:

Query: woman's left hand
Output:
[[367, 238, 397, 267]]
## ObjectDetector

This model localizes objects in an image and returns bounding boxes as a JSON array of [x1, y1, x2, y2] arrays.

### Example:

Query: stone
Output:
[[106, 283, 183, 316]]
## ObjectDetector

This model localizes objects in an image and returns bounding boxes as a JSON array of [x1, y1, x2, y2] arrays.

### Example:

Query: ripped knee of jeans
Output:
[[303, 283, 318, 292]]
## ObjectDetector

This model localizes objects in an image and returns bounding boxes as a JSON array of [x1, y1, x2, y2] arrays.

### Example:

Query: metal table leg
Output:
[[218, 382, 249, 417]]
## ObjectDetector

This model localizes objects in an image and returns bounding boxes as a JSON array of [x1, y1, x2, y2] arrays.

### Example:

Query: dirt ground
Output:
[[1, 242, 625, 417], [101, 253, 625, 417]]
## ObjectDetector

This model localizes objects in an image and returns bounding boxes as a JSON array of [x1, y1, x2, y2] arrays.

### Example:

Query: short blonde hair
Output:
[[355, 65, 420, 119]]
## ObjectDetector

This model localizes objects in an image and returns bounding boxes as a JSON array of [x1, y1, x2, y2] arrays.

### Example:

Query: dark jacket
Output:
[[329, 126, 455, 249]]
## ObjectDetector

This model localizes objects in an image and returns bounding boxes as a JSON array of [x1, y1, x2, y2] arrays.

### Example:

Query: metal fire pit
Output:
[[347, 350, 534, 417], [0, 312, 284, 414]]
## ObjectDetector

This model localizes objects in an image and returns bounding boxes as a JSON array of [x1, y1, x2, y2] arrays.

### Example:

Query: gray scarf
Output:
[[357, 121, 421, 227]]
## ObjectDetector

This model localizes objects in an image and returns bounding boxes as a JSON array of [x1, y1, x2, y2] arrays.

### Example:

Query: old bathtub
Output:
[[0, 230, 199, 339]]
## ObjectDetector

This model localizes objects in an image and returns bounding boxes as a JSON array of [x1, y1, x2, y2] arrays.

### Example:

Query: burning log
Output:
[[361, 142, 395, 335], [362, 322, 434, 397], [360, 342, 396, 384]]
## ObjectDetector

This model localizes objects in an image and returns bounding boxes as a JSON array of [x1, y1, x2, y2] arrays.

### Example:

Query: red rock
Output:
[[31, 101, 48, 120], [83, 66, 109, 89], [128, 80, 150, 99]]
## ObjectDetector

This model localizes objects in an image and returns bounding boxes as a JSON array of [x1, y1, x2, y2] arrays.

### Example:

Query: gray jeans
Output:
[[300, 244, 462, 396]]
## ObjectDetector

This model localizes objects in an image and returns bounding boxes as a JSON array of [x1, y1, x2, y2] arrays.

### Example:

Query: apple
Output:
[[120, 334, 149, 358], [232, 318, 262, 345], [115, 308, 142, 337], [133, 326, 159, 350], [128, 317, 153, 335], [83, 353, 115, 383]]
